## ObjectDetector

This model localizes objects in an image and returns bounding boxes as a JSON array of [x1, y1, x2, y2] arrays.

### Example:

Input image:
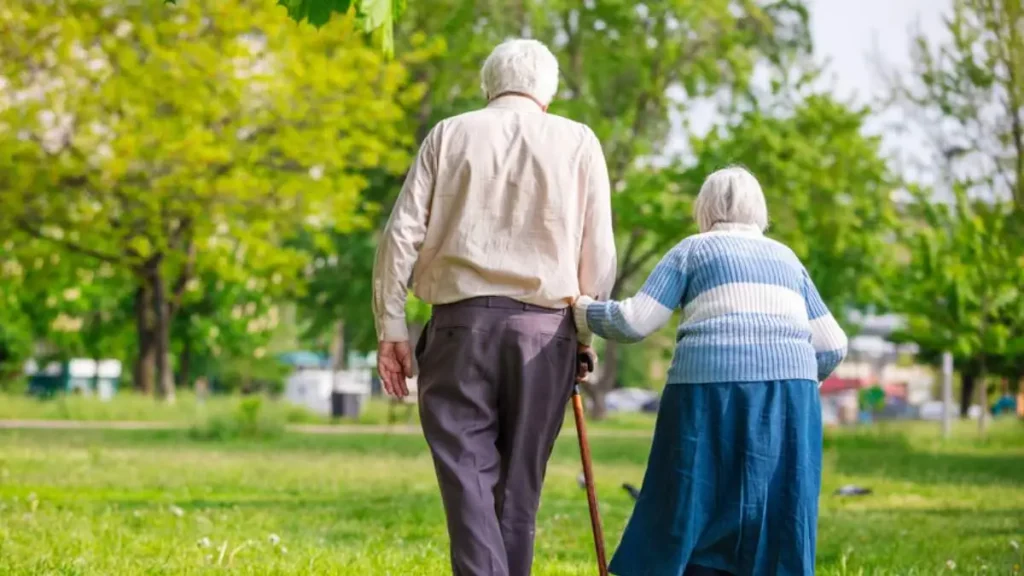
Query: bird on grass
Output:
[[577, 472, 641, 501]]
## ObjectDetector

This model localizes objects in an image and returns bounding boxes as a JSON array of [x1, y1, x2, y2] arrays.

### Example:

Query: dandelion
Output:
[[268, 533, 281, 546], [169, 505, 185, 518], [308, 164, 324, 181], [197, 537, 211, 548]]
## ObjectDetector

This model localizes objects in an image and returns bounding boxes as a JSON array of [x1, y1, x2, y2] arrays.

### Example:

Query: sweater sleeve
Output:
[[801, 268, 848, 381], [574, 240, 692, 344]]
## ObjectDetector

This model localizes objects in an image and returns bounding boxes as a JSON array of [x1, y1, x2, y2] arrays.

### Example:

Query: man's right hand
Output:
[[576, 344, 597, 383], [377, 341, 414, 398]]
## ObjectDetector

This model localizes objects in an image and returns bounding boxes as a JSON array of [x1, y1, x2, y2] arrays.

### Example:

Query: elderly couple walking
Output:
[[372, 39, 848, 576]]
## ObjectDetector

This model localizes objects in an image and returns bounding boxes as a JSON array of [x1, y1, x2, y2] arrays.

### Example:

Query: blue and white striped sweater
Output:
[[574, 223, 848, 384]]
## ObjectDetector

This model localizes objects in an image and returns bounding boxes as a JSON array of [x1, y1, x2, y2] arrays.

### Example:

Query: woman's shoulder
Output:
[[683, 231, 807, 272]]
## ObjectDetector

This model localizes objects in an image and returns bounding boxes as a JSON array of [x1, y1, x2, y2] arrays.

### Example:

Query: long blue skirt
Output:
[[608, 380, 822, 576]]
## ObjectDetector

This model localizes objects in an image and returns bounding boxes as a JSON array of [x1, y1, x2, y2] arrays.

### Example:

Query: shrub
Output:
[[189, 396, 285, 441]]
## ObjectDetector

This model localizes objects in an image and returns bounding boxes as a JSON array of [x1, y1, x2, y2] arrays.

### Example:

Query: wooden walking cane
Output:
[[573, 353, 608, 576]]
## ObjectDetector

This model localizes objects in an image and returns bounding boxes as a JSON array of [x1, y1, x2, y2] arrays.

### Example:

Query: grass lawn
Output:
[[0, 392, 664, 432], [0, 415, 1021, 575]]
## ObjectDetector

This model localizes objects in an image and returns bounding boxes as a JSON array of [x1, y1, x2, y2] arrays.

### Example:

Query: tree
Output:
[[891, 188, 1022, 432], [351, 0, 813, 417], [881, 0, 1024, 426], [164, 0, 407, 57], [679, 91, 898, 323], [0, 0, 423, 400]]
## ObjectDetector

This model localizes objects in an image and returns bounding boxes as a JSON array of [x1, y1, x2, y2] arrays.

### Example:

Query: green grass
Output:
[[0, 392, 663, 432], [0, 392, 348, 425], [0, 420, 1021, 574]]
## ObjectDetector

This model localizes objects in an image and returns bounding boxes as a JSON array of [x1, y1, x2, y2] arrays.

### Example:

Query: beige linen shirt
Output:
[[372, 95, 617, 344]]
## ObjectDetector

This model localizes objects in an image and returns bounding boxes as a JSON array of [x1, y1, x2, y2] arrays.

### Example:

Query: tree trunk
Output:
[[329, 320, 346, 371], [977, 361, 989, 435], [179, 330, 191, 390], [959, 365, 977, 418], [151, 261, 175, 403], [586, 339, 619, 420], [133, 285, 155, 395]]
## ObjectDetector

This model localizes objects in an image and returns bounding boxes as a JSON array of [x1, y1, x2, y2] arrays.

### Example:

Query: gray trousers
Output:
[[417, 297, 577, 576]]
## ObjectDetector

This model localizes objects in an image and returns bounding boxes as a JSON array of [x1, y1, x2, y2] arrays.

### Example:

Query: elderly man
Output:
[[372, 39, 616, 575]]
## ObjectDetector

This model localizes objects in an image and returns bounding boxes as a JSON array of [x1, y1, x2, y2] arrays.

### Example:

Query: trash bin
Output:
[[330, 370, 371, 419], [331, 391, 363, 419], [26, 359, 121, 400]]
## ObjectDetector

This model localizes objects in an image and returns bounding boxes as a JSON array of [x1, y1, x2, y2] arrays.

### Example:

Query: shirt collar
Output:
[[486, 93, 545, 113], [709, 222, 764, 235]]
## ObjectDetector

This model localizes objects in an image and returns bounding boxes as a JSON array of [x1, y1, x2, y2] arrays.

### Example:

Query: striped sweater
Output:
[[574, 223, 848, 384]]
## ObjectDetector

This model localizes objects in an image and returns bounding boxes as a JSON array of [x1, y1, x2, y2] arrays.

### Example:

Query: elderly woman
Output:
[[574, 167, 847, 576]]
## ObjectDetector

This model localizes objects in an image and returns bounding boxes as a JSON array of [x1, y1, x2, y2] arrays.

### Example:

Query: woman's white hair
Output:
[[693, 166, 769, 232], [480, 39, 559, 105]]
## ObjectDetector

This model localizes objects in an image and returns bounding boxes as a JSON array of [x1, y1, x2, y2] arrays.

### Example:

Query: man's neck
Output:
[[488, 91, 546, 112]]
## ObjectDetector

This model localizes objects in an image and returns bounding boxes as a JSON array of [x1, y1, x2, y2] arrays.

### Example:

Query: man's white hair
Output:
[[480, 39, 559, 105], [693, 166, 769, 233]]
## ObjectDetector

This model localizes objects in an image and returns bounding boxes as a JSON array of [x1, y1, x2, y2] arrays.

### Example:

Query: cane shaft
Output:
[[572, 388, 608, 576]]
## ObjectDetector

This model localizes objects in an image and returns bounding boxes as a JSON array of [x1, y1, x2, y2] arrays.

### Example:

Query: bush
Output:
[[205, 355, 290, 396], [189, 396, 285, 441]]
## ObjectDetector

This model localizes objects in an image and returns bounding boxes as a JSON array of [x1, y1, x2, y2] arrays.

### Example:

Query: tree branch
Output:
[[16, 218, 125, 265]]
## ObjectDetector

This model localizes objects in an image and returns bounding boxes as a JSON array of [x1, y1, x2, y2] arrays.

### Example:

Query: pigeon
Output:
[[623, 483, 641, 501], [833, 484, 872, 497]]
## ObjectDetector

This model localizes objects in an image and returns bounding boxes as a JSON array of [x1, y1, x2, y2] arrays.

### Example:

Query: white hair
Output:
[[693, 166, 769, 232], [480, 39, 559, 105]]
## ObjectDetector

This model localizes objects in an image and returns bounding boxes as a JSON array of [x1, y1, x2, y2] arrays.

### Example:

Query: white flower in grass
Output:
[[268, 533, 280, 546], [169, 505, 185, 518], [946, 559, 956, 570], [197, 537, 211, 548]]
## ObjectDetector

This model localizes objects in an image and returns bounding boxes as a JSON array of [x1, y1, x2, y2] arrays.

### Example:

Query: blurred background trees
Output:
[[0, 0, 1020, 420], [882, 0, 1024, 425]]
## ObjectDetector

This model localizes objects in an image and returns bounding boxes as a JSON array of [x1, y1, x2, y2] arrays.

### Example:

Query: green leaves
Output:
[[676, 89, 896, 328], [0, 0, 421, 374], [273, 0, 401, 56]]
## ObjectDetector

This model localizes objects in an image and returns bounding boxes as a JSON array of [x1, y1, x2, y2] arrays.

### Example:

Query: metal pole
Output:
[[942, 351, 953, 439]]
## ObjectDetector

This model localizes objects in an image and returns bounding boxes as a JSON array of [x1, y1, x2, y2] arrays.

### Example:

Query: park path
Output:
[[0, 419, 651, 438]]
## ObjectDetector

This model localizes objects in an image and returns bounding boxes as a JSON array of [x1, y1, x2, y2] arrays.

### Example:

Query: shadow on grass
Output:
[[3, 427, 1020, 486], [826, 433, 1024, 487], [0, 428, 657, 467]]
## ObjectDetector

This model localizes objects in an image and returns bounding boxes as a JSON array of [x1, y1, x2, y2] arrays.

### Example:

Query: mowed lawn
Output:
[[0, 420, 1021, 575]]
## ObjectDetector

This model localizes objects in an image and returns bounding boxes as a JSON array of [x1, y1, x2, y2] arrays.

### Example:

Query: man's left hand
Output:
[[377, 341, 414, 398]]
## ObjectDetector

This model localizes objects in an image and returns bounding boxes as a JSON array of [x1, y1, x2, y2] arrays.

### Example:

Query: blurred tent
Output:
[[278, 351, 329, 370]]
